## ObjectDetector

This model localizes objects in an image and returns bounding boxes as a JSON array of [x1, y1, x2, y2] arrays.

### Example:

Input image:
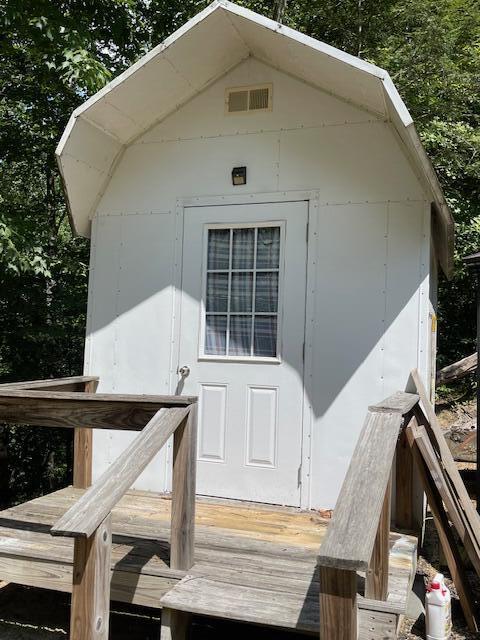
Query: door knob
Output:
[[178, 365, 190, 378]]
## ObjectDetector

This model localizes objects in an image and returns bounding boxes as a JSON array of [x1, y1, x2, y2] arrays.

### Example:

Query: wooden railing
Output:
[[317, 391, 420, 640], [0, 376, 100, 488], [0, 377, 198, 640]]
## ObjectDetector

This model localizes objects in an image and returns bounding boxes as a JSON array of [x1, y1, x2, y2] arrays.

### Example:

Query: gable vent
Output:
[[226, 84, 272, 114]]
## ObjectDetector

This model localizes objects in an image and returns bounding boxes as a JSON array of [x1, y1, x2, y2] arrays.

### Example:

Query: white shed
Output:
[[57, 0, 454, 510]]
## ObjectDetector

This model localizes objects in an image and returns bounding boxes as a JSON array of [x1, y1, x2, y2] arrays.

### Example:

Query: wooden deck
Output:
[[0, 487, 416, 638]]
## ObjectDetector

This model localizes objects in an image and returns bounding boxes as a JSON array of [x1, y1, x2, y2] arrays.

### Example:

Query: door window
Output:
[[202, 224, 282, 359]]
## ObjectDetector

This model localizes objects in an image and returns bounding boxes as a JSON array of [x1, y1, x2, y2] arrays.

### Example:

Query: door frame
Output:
[[168, 190, 319, 509]]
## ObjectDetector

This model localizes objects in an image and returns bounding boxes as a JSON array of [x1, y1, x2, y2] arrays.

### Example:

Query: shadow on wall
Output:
[[86, 198, 426, 422]]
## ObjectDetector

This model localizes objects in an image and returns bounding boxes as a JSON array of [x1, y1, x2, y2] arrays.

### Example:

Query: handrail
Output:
[[54, 400, 197, 640], [0, 389, 196, 430], [318, 391, 419, 572], [318, 390, 419, 640], [0, 375, 99, 391], [0, 389, 196, 405], [51, 406, 190, 538], [317, 411, 402, 571], [0, 379, 199, 639]]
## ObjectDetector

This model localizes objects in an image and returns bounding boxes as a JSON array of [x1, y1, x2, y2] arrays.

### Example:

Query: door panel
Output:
[[178, 201, 308, 505]]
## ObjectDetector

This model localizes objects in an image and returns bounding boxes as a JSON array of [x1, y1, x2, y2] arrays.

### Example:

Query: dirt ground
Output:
[[0, 584, 298, 639], [398, 501, 480, 640]]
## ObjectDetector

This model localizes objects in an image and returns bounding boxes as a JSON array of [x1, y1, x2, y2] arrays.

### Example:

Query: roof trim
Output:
[[56, 0, 454, 276]]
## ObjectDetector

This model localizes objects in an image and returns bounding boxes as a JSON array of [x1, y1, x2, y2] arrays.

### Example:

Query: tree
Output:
[[0, 0, 478, 503]]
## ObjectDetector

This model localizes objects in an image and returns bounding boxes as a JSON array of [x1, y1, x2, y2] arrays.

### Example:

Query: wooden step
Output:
[[160, 533, 417, 638], [0, 531, 183, 609], [160, 575, 398, 638]]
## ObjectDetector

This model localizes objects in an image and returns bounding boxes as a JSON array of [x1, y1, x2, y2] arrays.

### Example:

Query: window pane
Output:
[[254, 316, 277, 357], [232, 228, 255, 270], [229, 315, 252, 356], [231, 272, 253, 312], [255, 272, 278, 312], [207, 229, 230, 270], [205, 315, 227, 355], [206, 273, 228, 312], [256, 227, 280, 269]]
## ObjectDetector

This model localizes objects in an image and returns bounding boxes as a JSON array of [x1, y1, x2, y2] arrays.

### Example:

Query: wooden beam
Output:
[[0, 376, 99, 392], [406, 421, 479, 632], [73, 380, 98, 489], [318, 411, 402, 571], [411, 369, 480, 545], [171, 404, 197, 571], [70, 514, 112, 640], [0, 390, 196, 431], [319, 567, 357, 640], [366, 477, 391, 601], [52, 407, 189, 538], [412, 422, 480, 576], [436, 352, 477, 385]]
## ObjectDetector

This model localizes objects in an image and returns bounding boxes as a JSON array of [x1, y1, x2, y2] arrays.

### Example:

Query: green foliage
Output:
[[0, 0, 478, 504]]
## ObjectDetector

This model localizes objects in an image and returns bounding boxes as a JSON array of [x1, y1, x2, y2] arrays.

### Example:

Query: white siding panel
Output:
[[309, 203, 387, 509], [99, 133, 279, 214], [88, 213, 175, 490], [382, 202, 425, 393], [278, 124, 425, 202], [140, 59, 373, 144], [87, 216, 121, 481], [308, 201, 427, 508], [114, 213, 174, 396], [86, 216, 121, 393]]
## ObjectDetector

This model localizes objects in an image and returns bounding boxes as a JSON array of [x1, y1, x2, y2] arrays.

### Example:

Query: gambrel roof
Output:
[[57, 0, 454, 275]]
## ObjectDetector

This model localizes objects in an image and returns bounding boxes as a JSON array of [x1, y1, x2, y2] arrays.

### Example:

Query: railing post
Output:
[[171, 403, 197, 571], [366, 476, 391, 600], [160, 609, 191, 640], [395, 423, 414, 530], [319, 567, 358, 639], [73, 379, 98, 489], [70, 514, 112, 640], [164, 403, 197, 640]]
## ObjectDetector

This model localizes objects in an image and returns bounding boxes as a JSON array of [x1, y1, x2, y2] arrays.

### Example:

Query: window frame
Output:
[[198, 220, 286, 363]]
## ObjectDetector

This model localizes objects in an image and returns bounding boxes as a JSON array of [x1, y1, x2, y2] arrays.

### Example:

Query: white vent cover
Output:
[[226, 84, 272, 114]]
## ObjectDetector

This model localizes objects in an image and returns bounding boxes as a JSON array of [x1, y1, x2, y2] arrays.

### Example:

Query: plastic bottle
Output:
[[426, 573, 452, 640]]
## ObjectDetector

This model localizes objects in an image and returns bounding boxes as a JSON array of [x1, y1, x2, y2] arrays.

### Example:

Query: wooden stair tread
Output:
[[160, 575, 398, 638]]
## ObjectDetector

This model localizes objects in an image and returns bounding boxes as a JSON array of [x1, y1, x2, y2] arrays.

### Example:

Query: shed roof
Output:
[[57, 0, 454, 276]]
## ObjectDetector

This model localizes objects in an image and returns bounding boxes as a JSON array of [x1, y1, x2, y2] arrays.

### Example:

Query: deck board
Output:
[[0, 487, 417, 637], [161, 576, 397, 637]]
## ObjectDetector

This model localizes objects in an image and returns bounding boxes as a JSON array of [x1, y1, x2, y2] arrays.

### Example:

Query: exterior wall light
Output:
[[232, 166, 247, 186]]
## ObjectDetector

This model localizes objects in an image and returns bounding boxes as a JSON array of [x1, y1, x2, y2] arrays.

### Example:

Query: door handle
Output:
[[178, 365, 190, 378]]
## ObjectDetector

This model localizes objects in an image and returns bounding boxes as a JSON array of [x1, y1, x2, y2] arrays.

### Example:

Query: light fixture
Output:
[[232, 166, 247, 186]]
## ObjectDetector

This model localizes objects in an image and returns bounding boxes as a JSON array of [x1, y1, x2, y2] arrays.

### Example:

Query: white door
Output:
[[177, 201, 308, 506]]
